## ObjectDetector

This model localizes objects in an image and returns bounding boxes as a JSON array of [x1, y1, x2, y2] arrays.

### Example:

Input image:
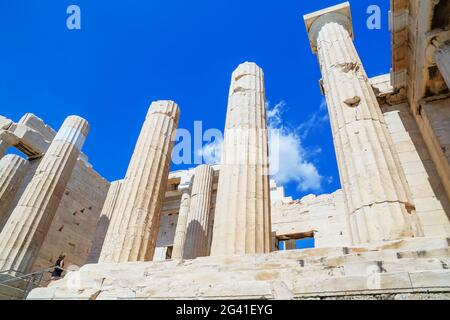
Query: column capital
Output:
[[178, 185, 191, 194], [194, 164, 214, 175], [146, 100, 180, 122], [53, 116, 89, 151], [178, 170, 194, 193], [303, 2, 353, 54]]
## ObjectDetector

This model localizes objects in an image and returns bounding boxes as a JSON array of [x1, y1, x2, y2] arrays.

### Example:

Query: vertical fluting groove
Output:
[[87, 180, 122, 264], [0, 155, 28, 223], [307, 10, 421, 244], [183, 165, 214, 259], [172, 190, 191, 260], [99, 101, 179, 263], [0, 140, 9, 159], [0, 116, 89, 274], [210, 62, 271, 256]]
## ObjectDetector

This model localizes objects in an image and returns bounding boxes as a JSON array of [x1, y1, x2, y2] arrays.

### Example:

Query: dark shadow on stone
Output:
[[387, 104, 450, 225], [183, 220, 208, 260], [85, 215, 110, 264]]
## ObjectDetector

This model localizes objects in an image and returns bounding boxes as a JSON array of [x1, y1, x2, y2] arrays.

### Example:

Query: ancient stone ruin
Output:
[[0, 1, 449, 299]]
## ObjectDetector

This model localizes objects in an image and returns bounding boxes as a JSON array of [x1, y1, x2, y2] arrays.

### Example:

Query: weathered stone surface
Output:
[[22, 157, 109, 273], [271, 190, 351, 248], [99, 101, 180, 263], [86, 180, 122, 264], [0, 116, 14, 158], [171, 190, 190, 259], [183, 165, 214, 259], [0, 155, 28, 225], [0, 114, 56, 159], [0, 116, 13, 130], [11, 114, 55, 157], [389, 0, 450, 209], [383, 103, 450, 238], [304, 2, 421, 244], [0, 140, 8, 159], [420, 98, 450, 201], [3, 1, 450, 301], [0, 114, 108, 271], [0, 116, 89, 274], [27, 237, 450, 300], [211, 62, 271, 256]]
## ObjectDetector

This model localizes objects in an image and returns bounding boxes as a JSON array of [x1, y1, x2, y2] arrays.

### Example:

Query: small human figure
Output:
[[51, 253, 66, 281]]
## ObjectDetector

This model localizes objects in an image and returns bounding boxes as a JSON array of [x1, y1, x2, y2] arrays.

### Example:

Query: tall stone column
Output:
[[0, 116, 89, 274], [435, 41, 450, 89], [99, 100, 180, 263], [86, 180, 122, 264], [304, 3, 421, 244], [0, 155, 28, 224], [210, 62, 271, 256], [183, 165, 214, 259], [171, 188, 191, 260]]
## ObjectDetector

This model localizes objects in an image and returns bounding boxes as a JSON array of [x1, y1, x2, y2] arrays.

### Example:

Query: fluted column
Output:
[[86, 180, 122, 264], [210, 62, 271, 256], [171, 188, 191, 260], [99, 101, 180, 263], [183, 165, 214, 259], [304, 3, 421, 244], [0, 116, 89, 274], [0, 155, 28, 224], [435, 41, 450, 89]]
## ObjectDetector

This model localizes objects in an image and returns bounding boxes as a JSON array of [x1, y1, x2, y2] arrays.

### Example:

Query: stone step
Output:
[[305, 247, 450, 268], [92, 237, 449, 274], [44, 257, 449, 292], [174, 258, 448, 281], [28, 269, 450, 300], [78, 247, 450, 281], [292, 270, 450, 296], [165, 248, 450, 275], [26, 237, 450, 300]]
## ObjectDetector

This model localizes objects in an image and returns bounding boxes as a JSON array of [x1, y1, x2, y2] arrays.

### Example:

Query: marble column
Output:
[[0, 155, 28, 224], [210, 62, 271, 256], [86, 180, 122, 264], [0, 116, 89, 274], [435, 41, 450, 89], [171, 188, 191, 260], [183, 165, 214, 259], [99, 100, 180, 263], [304, 3, 421, 244]]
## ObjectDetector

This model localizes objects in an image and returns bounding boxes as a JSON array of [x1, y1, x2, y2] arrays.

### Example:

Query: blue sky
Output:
[[0, 0, 391, 200]]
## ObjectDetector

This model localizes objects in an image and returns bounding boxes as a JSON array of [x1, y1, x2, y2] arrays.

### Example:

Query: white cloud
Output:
[[266, 100, 284, 127], [297, 98, 329, 139], [267, 101, 323, 192], [198, 99, 330, 193], [197, 136, 222, 165]]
